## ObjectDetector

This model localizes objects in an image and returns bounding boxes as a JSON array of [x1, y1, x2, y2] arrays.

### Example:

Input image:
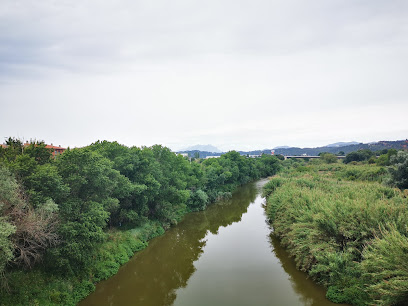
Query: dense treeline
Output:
[[263, 152, 408, 305], [0, 138, 281, 305]]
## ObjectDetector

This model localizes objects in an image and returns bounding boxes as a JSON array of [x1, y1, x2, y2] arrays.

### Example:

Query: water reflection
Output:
[[269, 234, 346, 306], [80, 183, 258, 306], [80, 180, 342, 306]]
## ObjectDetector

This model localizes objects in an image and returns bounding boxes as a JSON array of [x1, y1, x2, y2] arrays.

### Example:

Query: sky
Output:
[[1, 0, 407, 152]]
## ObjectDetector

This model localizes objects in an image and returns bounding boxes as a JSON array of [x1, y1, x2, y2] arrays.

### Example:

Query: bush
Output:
[[187, 189, 209, 212], [344, 150, 374, 164], [362, 227, 408, 305], [320, 153, 338, 164], [262, 177, 285, 198], [263, 166, 408, 305], [387, 151, 408, 189]]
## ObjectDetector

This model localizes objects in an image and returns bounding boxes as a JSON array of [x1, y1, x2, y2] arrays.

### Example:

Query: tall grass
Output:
[[264, 164, 408, 305]]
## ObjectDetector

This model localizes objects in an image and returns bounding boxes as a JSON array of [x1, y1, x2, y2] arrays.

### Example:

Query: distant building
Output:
[[179, 153, 189, 158], [22, 141, 66, 157], [205, 155, 221, 159], [45, 144, 66, 157], [248, 154, 261, 158]]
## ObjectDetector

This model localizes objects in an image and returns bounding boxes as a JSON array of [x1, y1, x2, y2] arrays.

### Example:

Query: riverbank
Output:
[[80, 179, 342, 306], [0, 141, 282, 305], [263, 163, 408, 305], [0, 221, 164, 305]]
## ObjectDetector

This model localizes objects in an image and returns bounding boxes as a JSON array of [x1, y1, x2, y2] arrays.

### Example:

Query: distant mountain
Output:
[[182, 144, 222, 153], [177, 139, 408, 159], [273, 145, 293, 149], [273, 139, 408, 156], [325, 141, 360, 148]]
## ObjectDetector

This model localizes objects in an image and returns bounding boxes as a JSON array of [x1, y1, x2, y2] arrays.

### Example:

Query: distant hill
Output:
[[273, 145, 293, 149], [324, 141, 360, 148], [274, 139, 408, 156], [182, 144, 222, 153], [177, 139, 408, 158]]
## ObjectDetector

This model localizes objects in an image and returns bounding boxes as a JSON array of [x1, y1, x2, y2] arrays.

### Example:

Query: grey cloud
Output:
[[1, 0, 407, 150], [1, 0, 407, 77]]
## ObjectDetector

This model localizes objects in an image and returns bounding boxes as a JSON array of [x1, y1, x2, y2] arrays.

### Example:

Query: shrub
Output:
[[387, 151, 408, 189], [362, 227, 408, 305], [263, 166, 408, 305], [320, 153, 338, 164]]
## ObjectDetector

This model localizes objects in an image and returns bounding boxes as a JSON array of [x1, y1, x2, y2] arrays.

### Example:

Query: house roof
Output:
[[45, 145, 66, 150]]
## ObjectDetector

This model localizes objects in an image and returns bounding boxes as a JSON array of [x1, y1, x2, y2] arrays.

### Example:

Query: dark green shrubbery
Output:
[[344, 149, 375, 164], [187, 189, 209, 212], [387, 151, 408, 189]]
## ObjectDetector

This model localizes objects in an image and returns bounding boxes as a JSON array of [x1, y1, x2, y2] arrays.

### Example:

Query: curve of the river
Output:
[[80, 179, 342, 306]]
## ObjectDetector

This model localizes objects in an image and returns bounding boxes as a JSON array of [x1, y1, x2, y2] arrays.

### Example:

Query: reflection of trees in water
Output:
[[269, 234, 342, 306], [84, 183, 258, 306]]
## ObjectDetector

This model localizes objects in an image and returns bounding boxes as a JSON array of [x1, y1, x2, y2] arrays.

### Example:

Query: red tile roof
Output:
[[45, 145, 66, 150]]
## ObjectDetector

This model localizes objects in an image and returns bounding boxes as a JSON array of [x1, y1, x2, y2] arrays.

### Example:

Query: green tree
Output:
[[0, 166, 17, 278], [2, 137, 23, 162], [0, 165, 59, 271], [376, 149, 397, 166], [320, 153, 338, 164], [24, 164, 70, 208], [24, 141, 53, 165], [387, 151, 408, 189], [344, 150, 374, 164], [187, 189, 208, 211], [50, 148, 129, 274]]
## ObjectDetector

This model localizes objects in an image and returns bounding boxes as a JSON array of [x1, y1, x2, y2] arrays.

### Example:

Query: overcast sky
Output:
[[1, 0, 407, 151]]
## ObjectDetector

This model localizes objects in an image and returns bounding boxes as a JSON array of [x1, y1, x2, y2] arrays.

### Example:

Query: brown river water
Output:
[[79, 179, 343, 306]]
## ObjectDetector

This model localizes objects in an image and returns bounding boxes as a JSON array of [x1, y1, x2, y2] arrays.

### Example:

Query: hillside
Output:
[[274, 139, 408, 156], [179, 139, 408, 157]]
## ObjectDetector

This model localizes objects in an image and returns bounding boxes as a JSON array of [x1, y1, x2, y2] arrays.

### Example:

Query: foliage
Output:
[[0, 227, 153, 305], [376, 149, 397, 166], [0, 220, 15, 283], [187, 189, 209, 212], [387, 150, 408, 189], [0, 138, 283, 304], [264, 162, 408, 305], [262, 177, 285, 198], [344, 149, 375, 164], [0, 164, 59, 276], [361, 227, 408, 305], [320, 153, 338, 164]]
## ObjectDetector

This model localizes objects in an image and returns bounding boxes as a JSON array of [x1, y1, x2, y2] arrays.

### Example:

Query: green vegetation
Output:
[[264, 155, 408, 305], [319, 152, 338, 164], [0, 138, 281, 305], [387, 151, 408, 189]]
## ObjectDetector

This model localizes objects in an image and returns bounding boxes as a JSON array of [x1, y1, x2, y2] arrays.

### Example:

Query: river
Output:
[[79, 179, 341, 306]]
